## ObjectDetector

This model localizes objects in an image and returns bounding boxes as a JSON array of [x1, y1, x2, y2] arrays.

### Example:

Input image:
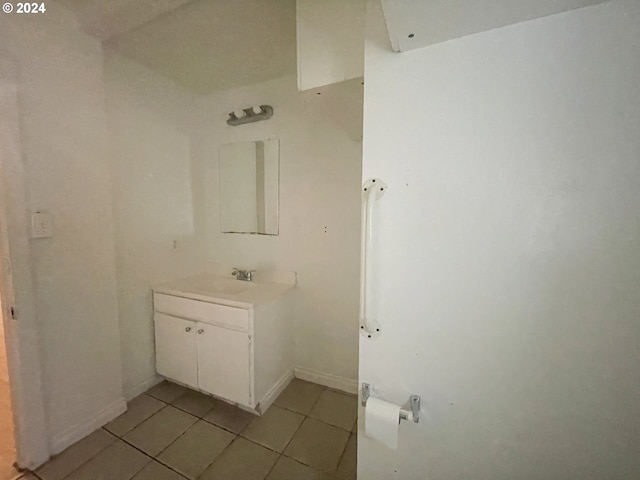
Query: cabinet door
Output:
[[197, 323, 251, 406], [155, 313, 198, 389]]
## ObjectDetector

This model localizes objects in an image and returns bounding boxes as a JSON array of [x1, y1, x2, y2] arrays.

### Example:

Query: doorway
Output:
[[0, 298, 16, 479], [0, 55, 50, 473]]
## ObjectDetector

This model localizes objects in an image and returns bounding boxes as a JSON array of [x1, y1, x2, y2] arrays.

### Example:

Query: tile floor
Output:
[[27, 379, 357, 480]]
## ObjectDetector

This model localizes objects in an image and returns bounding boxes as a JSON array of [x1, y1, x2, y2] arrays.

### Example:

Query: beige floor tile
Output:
[[105, 394, 165, 437], [171, 389, 216, 418], [36, 429, 117, 480], [158, 420, 235, 479], [241, 405, 304, 453], [266, 456, 333, 480], [284, 418, 349, 474], [132, 460, 184, 480], [64, 440, 150, 480], [336, 434, 357, 480], [308, 390, 357, 431], [123, 406, 197, 456], [199, 438, 278, 480], [203, 401, 255, 434], [146, 381, 187, 403], [274, 380, 324, 415]]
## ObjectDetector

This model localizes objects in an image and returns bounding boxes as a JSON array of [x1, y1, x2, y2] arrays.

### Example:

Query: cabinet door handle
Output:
[[198, 329, 204, 334], [185, 327, 191, 332]]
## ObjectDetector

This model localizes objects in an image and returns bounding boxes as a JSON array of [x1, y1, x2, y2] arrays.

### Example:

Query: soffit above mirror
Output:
[[55, 0, 193, 40], [380, 0, 610, 52], [60, 0, 297, 95]]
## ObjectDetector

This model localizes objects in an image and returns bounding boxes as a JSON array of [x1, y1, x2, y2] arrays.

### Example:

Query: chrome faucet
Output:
[[232, 268, 255, 282]]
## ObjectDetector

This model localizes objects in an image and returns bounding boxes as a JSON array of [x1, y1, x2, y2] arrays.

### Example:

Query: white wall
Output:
[[104, 52, 208, 399], [0, 3, 125, 456], [0, 57, 49, 469], [360, 0, 640, 478], [296, 0, 365, 91], [192, 76, 362, 389]]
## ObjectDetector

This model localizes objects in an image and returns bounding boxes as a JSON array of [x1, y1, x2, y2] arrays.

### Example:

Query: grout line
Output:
[[116, 432, 190, 480], [102, 401, 194, 480], [143, 391, 171, 403], [144, 383, 185, 404], [277, 383, 358, 476], [51, 429, 119, 480], [238, 382, 358, 478], [200, 417, 248, 436], [132, 409, 199, 460], [262, 453, 282, 479], [14, 470, 43, 480], [195, 434, 242, 478], [334, 431, 356, 477], [270, 398, 356, 434], [128, 458, 152, 480], [272, 385, 337, 476], [167, 396, 217, 420], [198, 402, 254, 436], [152, 426, 194, 459], [112, 403, 170, 437], [283, 384, 326, 448]]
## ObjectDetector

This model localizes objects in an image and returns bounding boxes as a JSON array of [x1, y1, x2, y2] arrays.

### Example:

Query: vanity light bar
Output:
[[227, 105, 274, 126]]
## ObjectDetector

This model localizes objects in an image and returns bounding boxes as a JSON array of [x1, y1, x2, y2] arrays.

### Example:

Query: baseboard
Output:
[[123, 374, 163, 401], [51, 397, 126, 455], [294, 367, 358, 395], [257, 369, 294, 414]]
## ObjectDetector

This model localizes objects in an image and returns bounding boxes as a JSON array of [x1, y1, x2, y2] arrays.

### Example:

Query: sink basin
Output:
[[155, 270, 296, 308]]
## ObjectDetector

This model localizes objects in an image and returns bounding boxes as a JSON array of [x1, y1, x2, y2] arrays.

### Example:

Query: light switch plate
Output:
[[31, 211, 53, 238]]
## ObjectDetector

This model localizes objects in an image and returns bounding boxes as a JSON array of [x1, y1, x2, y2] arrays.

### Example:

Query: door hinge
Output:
[[10, 306, 16, 319]]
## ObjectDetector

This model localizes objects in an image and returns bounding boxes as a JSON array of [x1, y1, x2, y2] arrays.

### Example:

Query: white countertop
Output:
[[153, 272, 295, 309]]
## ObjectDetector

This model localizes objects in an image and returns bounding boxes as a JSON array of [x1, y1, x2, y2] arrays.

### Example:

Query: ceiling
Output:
[[56, 0, 193, 40], [59, 0, 297, 95], [58, 0, 609, 95]]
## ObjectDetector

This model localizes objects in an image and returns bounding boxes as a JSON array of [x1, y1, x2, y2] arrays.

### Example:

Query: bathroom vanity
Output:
[[152, 271, 295, 414]]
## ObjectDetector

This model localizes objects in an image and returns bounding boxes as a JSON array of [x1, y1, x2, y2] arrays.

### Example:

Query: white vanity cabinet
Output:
[[154, 311, 251, 405], [152, 278, 293, 414]]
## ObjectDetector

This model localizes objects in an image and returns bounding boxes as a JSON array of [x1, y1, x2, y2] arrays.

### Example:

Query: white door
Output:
[[360, 2, 640, 479], [154, 313, 198, 389], [196, 323, 251, 406]]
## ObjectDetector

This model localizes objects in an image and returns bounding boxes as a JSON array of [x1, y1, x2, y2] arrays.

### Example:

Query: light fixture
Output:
[[227, 105, 273, 126]]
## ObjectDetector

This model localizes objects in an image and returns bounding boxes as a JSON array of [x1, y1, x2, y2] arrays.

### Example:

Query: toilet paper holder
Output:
[[361, 383, 420, 423]]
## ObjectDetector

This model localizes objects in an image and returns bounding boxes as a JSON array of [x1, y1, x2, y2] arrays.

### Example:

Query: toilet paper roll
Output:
[[252, 105, 262, 114], [365, 397, 401, 449]]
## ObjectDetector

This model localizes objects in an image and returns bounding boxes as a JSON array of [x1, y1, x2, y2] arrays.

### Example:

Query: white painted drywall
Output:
[[0, 57, 49, 469], [360, 0, 640, 478], [380, 0, 609, 51], [104, 52, 208, 399], [192, 75, 363, 388], [296, 0, 365, 91], [0, 3, 125, 456]]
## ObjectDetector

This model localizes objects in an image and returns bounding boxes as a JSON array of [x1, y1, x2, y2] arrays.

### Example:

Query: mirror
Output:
[[219, 138, 279, 235]]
